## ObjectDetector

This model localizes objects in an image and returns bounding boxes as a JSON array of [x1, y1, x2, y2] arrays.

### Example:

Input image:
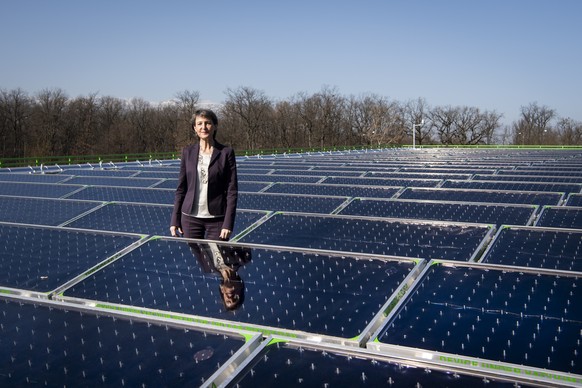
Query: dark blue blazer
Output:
[[171, 141, 238, 231]]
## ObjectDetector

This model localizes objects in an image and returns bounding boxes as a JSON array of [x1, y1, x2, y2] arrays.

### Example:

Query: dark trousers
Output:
[[182, 214, 225, 240]]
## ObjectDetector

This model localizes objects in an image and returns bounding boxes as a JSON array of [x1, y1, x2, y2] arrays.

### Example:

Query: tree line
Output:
[[1, 86, 580, 159]]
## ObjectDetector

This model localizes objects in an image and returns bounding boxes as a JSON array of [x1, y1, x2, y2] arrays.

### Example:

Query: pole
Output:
[[412, 124, 416, 149]]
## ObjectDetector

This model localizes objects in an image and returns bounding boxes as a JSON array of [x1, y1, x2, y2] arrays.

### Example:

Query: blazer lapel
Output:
[[209, 142, 223, 167]]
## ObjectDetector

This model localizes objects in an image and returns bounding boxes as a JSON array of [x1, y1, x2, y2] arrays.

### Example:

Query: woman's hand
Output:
[[219, 228, 232, 240], [170, 225, 183, 237]]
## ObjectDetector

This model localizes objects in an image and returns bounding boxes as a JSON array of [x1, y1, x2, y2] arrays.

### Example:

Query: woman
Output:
[[170, 109, 238, 240]]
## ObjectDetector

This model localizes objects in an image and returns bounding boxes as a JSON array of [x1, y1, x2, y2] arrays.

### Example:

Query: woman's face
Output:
[[220, 280, 243, 310], [194, 115, 216, 141]]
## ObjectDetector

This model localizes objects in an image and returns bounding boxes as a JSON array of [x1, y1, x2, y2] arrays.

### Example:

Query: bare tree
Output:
[[512, 102, 555, 145], [430, 105, 501, 145], [97, 96, 127, 154], [348, 94, 404, 146], [455, 107, 502, 145], [430, 106, 458, 145], [272, 99, 298, 149], [403, 98, 431, 145], [31, 88, 69, 155], [126, 98, 154, 153], [555, 117, 582, 145], [0, 88, 33, 157], [174, 90, 200, 148], [65, 93, 99, 155], [222, 87, 273, 150]]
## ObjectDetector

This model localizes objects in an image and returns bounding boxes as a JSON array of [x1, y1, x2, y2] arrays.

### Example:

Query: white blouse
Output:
[[190, 152, 214, 218]]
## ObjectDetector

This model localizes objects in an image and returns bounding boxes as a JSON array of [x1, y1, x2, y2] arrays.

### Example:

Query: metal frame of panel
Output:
[[0, 292, 263, 388], [215, 335, 554, 388], [55, 238, 425, 348], [367, 259, 582, 387]]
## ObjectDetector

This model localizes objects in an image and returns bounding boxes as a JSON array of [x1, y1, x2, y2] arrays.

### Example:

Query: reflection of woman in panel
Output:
[[192, 243, 252, 311], [170, 109, 238, 240]]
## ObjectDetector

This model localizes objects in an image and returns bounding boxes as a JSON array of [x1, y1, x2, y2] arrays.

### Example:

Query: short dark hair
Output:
[[219, 277, 245, 311], [191, 109, 218, 126]]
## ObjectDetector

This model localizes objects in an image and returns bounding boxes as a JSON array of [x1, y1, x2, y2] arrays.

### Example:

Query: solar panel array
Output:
[[1, 148, 582, 387]]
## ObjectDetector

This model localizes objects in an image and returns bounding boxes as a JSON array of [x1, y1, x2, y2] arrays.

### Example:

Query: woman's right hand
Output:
[[170, 225, 183, 237]]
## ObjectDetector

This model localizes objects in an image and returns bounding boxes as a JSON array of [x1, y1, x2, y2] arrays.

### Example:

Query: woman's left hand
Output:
[[219, 228, 232, 240]]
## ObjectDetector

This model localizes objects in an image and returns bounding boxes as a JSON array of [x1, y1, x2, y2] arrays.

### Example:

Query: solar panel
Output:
[[364, 171, 472, 180], [272, 169, 365, 177], [149, 179, 179, 189], [535, 206, 582, 229], [225, 337, 528, 387], [238, 192, 348, 214], [0, 196, 101, 226], [60, 169, 140, 177], [60, 239, 421, 344], [62, 176, 163, 188], [0, 223, 143, 294], [133, 170, 180, 179], [0, 182, 82, 200], [322, 176, 441, 188], [338, 198, 537, 227], [2, 148, 582, 385], [567, 194, 582, 206], [65, 186, 175, 204], [238, 181, 272, 192], [237, 167, 275, 174], [0, 294, 259, 387], [239, 174, 324, 183], [0, 173, 72, 183], [370, 260, 582, 383], [63, 203, 173, 235], [442, 179, 582, 195], [238, 213, 493, 261], [63, 203, 266, 239], [264, 182, 401, 198], [499, 169, 582, 177], [401, 167, 496, 174], [474, 174, 582, 184], [397, 187, 563, 206], [480, 226, 582, 271]]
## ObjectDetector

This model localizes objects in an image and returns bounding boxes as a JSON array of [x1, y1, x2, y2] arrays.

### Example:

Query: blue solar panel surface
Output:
[[0, 196, 100, 225], [536, 206, 582, 229], [2, 148, 582, 386], [237, 213, 492, 261], [0, 296, 247, 386], [376, 261, 582, 374], [398, 187, 563, 206], [338, 198, 536, 227]]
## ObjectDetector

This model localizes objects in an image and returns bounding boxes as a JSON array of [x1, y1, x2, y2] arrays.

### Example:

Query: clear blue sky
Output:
[[1, 0, 580, 125]]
